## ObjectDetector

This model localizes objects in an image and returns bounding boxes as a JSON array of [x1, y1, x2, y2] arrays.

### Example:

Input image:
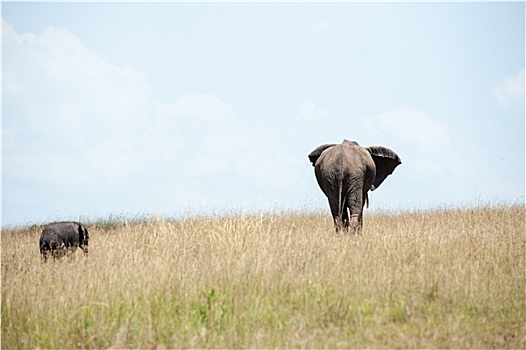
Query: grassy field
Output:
[[2, 205, 525, 349]]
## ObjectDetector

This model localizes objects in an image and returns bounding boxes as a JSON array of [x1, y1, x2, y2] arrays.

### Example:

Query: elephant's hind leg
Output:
[[349, 215, 363, 234], [346, 191, 364, 234], [327, 197, 344, 232]]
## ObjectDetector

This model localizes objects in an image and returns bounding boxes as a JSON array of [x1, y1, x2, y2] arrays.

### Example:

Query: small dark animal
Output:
[[39, 222, 89, 261]]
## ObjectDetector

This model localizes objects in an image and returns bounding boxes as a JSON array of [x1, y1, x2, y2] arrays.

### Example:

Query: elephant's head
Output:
[[78, 224, 89, 256]]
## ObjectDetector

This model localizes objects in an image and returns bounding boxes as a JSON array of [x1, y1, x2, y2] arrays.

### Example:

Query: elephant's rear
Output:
[[314, 145, 350, 225], [53, 222, 81, 245], [39, 227, 63, 261], [316, 143, 365, 197], [314, 146, 344, 197]]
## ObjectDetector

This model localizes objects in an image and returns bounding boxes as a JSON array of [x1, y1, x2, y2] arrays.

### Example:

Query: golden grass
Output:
[[2, 206, 525, 348]]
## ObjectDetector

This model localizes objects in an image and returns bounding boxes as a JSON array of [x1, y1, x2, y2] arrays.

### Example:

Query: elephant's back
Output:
[[316, 145, 345, 174], [315, 145, 355, 188], [41, 222, 79, 241], [40, 226, 60, 244], [320, 143, 374, 180]]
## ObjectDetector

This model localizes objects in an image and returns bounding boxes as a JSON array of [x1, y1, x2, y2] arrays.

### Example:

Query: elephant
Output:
[[308, 139, 401, 232], [39, 222, 89, 261]]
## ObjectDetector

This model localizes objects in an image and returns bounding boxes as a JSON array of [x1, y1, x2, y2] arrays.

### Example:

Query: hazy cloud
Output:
[[296, 101, 334, 121], [364, 108, 450, 153], [172, 93, 234, 124], [3, 20, 158, 188], [2, 19, 302, 222], [493, 69, 525, 109], [363, 108, 458, 177]]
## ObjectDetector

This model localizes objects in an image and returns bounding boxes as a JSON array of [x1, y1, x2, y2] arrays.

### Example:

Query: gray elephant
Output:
[[39, 222, 89, 261], [308, 139, 401, 232]]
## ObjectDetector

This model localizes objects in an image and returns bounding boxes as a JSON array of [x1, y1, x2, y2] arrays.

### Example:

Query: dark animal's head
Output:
[[40, 242, 51, 262], [78, 224, 89, 256]]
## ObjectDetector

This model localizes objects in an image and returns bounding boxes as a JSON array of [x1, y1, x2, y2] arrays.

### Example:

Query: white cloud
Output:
[[364, 107, 450, 154], [493, 69, 525, 109], [2, 18, 35, 45], [1, 22, 168, 191], [2, 19, 302, 223], [2, 20, 160, 188], [363, 108, 458, 177]]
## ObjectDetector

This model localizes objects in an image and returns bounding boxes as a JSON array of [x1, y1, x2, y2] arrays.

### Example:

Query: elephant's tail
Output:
[[338, 178, 347, 219]]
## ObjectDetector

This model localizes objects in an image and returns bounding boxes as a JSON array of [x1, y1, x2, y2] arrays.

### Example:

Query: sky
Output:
[[2, 2, 525, 226]]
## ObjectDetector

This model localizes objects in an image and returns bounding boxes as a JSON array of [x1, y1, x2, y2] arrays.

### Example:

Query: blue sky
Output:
[[2, 2, 525, 226]]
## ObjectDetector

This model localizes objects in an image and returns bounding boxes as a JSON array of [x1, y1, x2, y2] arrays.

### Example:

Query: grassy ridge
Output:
[[2, 206, 525, 348]]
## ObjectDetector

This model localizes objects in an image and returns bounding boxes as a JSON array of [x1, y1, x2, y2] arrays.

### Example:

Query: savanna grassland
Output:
[[2, 206, 525, 349]]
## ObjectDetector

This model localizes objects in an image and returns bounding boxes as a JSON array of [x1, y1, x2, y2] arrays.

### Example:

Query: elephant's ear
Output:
[[366, 146, 402, 191], [308, 144, 336, 166]]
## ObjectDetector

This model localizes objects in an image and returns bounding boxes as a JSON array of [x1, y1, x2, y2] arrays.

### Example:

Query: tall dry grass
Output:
[[2, 206, 525, 348]]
